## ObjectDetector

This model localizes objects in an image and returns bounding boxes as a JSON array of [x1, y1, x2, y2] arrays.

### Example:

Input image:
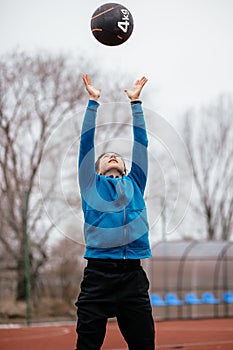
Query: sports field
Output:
[[0, 318, 233, 350]]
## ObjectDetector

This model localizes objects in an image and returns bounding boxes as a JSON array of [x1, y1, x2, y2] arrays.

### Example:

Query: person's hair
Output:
[[95, 152, 127, 173]]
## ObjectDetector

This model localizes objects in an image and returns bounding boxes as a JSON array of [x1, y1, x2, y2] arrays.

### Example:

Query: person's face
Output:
[[97, 153, 126, 176]]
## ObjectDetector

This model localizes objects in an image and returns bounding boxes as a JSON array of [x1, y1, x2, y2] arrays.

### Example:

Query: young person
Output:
[[75, 74, 155, 350]]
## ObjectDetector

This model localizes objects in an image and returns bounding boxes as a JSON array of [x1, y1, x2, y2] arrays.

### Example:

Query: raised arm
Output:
[[78, 75, 101, 192], [125, 77, 149, 193]]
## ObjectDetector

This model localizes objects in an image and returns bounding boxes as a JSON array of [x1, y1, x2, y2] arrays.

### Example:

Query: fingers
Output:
[[139, 76, 148, 86], [82, 74, 91, 87], [133, 76, 148, 88]]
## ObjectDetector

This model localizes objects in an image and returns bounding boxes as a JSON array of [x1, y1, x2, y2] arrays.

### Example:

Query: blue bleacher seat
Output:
[[165, 293, 184, 305], [185, 292, 202, 304], [222, 291, 233, 303], [150, 294, 165, 306], [201, 292, 220, 304]]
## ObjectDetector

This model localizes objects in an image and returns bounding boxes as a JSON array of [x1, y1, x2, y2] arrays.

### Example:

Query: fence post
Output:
[[24, 190, 31, 326]]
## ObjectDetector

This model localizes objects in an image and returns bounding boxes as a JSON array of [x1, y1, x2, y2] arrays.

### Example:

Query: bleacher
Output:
[[146, 241, 233, 320]]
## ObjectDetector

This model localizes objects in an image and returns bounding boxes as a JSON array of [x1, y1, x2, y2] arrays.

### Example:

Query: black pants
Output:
[[75, 259, 155, 350]]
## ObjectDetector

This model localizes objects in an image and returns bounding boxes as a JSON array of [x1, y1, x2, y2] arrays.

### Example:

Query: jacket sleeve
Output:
[[128, 101, 148, 194], [78, 100, 99, 193]]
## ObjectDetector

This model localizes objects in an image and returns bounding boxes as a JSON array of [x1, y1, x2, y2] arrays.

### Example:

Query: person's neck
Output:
[[102, 169, 124, 178]]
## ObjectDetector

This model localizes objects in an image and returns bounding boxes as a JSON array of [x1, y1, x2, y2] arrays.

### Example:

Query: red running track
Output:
[[0, 318, 233, 350]]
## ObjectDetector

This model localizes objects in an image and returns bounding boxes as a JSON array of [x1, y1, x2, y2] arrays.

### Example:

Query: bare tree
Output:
[[0, 51, 100, 300], [183, 94, 233, 240]]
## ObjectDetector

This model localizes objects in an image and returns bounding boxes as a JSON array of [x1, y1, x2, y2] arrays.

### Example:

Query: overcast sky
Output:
[[1, 0, 233, 121]]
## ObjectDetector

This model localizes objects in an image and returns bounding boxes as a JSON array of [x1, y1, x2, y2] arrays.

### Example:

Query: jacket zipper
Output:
[[118, 178, 127, 259]]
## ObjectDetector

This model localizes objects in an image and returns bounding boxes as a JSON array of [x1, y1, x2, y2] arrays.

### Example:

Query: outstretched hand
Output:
[[82, 74, 101, 101], [124, 76, 148, 101], [82, 74, 148, 101]]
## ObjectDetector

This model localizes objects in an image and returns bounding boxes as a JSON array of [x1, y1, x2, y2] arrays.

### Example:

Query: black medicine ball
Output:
[[90, 2, 134, 46]]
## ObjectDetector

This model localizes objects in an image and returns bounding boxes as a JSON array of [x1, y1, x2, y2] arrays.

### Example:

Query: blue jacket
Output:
[[78, 99, 152, 259]]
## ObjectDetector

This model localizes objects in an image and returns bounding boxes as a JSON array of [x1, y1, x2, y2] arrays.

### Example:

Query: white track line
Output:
[[158, 327, 233, 332], [157, 339, 233, 348], [105, 340, 233, 350], [0, 321, 75, 329], [0, 327, 70, 342]]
